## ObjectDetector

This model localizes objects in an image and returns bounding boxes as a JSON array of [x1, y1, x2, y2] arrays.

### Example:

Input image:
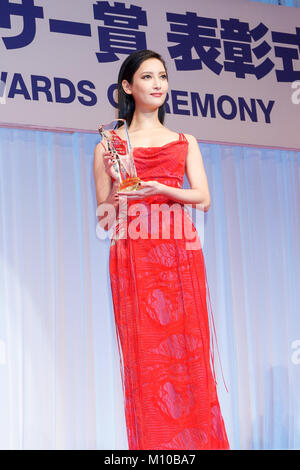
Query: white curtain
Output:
[[0, 126, 299, 449]]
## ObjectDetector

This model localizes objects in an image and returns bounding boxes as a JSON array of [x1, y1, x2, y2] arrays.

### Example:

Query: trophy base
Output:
[[119, 177, 141, 191]]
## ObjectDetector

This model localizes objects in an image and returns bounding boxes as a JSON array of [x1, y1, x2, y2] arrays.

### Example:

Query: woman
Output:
[[93, 50, 230, 450]]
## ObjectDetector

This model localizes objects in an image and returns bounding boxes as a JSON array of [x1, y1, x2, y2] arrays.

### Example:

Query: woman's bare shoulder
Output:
[[94, 141, 106, 156], [182, 133, 198, 145], [93, 141, 107, 170]]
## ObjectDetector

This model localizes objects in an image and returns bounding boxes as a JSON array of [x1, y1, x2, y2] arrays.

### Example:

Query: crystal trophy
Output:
[[98, 118, 141, 191]]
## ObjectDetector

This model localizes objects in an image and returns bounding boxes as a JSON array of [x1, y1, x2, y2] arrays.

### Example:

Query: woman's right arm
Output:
[[93, 142, 119, 231]]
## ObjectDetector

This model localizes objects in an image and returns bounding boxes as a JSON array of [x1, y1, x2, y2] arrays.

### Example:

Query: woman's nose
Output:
[[153, 77, 161, 89]]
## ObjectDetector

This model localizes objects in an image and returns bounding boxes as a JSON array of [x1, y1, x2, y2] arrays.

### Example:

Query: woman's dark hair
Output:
[[117, 50, 168, 128]]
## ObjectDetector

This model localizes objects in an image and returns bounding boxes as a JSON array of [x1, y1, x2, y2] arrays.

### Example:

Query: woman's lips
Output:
[[151, 93, 163, 97]]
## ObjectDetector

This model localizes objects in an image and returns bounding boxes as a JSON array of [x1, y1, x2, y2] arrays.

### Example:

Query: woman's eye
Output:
[[141, 74, 167, 80]]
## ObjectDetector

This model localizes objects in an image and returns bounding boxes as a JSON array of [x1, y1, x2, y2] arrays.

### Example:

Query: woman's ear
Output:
[[122, 79, 132, 95]]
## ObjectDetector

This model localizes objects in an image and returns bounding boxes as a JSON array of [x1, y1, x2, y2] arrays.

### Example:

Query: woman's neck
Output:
[[129, 109, 164, 133]]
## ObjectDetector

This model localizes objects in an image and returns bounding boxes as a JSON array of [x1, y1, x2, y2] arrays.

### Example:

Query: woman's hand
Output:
[[103, 151, 120, 182], [117, 180, 165, 199]]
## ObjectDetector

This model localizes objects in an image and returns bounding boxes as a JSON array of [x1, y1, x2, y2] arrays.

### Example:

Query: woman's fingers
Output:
[[103, 153, 117, 169], [103, 153, 120, 181], [103, 153, 114, 162]]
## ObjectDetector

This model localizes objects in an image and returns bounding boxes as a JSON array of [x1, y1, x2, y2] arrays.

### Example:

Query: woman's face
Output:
[[122, 58, 168, 111]]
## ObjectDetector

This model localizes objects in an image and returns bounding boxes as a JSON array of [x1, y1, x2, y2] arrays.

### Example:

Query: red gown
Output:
[[108, 131, 230, 450]]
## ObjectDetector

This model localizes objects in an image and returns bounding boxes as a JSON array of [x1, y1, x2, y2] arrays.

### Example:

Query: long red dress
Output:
[[108, 131, 229, 450]]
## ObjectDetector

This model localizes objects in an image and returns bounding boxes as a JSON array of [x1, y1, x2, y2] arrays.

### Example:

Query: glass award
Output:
[[98, 118, 141, 191]]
